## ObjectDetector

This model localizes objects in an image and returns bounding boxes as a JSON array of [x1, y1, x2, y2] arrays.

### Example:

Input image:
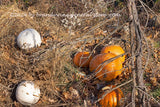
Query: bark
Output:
[[128, 0, 146, 107]]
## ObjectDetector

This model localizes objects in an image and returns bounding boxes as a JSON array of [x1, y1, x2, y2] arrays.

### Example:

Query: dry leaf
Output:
[[153, 31, 159, 39], [37, 99, 42, 104], [69, 87, 80, 99], [146, 34, 152, 39], [46, 70, 51, 77], [83, 26, 90, 31], [55, 87, 61, 92], [150, 77, 157, 86], [94, 30, 106, 36], [48, 98, 56, 103], [63, 92, 71, 100], [7, 71, 12, 80], [154, 53, 158, 59], [42, 95, 47, 101]]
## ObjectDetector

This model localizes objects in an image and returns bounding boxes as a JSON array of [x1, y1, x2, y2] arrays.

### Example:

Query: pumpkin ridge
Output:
[[73, 52, 92, 67], [101, 45, 125, 63], [99, 85, 123, 107], [89, 53, 123, 81]]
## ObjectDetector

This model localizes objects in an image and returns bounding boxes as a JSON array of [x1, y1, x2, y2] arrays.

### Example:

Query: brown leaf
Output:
[[63, 92, 72, 100], [83, 26, 90, 31], [150, 77, 157, 86], [69, 87, 80, 99], [94, 30, 106, 36], [55, 87, 61, 92], [7, 71, 12, 80], [48, 98, 56, 103], [46, 70, 51, 77]]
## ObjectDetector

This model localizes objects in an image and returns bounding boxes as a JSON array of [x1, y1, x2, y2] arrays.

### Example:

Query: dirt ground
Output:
[[0, 0, 159, 107]]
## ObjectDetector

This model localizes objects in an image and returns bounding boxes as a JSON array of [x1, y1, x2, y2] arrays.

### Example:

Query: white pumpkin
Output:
[[16, 81, 40, 106], [17, 29, 42, 49]]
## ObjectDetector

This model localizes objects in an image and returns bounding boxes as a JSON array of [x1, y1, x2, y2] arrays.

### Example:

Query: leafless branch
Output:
[[136, 87, 160, 106]]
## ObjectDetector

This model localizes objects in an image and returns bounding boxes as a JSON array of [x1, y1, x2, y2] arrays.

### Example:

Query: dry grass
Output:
[[0, 1, 129, 106], [0, 3, 78, 106], [0, 0, 159, 107]]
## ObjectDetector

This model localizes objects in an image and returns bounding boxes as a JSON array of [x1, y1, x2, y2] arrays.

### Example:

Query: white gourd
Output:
[[17, 29, 42, 49], [16, 81, 40, 106]]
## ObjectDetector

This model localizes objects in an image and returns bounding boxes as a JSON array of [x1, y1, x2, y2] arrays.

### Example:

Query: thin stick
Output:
[[138, 0, 151, 70], [136, 87, 160, 106], [125, 102, 133, 107]]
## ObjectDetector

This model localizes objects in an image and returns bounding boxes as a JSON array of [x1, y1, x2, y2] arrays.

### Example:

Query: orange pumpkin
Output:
[[99, 85, 124, 107], [73, 52, 92, 67], [89, 53, 122, 81], [101, 45, 125, 63]]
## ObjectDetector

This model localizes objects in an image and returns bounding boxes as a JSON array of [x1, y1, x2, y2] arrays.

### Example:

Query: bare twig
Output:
[[125, 102, 133, 107], [139, 0, 160, 21], [138, 0, 150, 70], [136, 87, 160, 106]]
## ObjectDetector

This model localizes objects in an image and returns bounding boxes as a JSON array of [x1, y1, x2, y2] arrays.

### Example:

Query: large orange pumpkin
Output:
[[101, 45, 125, 63], [89, 53, 122, 81], [99, 85, 124, 107], [73, 52, 92, 67]]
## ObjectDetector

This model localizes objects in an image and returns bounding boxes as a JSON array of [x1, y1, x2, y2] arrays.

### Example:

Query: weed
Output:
[[151, 86, 160, 100]]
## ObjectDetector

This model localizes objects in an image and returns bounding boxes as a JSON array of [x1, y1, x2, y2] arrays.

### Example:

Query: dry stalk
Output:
[[127, 0, 160, 106]]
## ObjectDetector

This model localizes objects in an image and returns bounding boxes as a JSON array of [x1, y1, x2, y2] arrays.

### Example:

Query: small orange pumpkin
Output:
[[101, 45, 125, 63], [89, 53, 122, 81], [73, 52, 92, 67], [99, 85, 124, 107]]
